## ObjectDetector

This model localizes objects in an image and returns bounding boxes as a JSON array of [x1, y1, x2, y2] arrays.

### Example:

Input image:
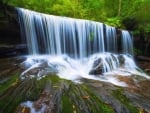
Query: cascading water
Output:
[[121, 30, 133, 55], [18, 8, 106, 57], [105, 25, 117, 52], [17, 8, 149, 86]]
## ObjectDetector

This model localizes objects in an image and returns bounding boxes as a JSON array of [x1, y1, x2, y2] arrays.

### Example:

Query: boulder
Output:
[[118, 55, 125, 67], [89, 58, 103, 75]]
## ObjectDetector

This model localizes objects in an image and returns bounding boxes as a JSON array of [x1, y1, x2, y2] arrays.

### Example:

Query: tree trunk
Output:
[[118, 0, 121, 16]]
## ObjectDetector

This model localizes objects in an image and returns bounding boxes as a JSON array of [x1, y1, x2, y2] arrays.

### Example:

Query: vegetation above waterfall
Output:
[[1, 0, 150, 31]]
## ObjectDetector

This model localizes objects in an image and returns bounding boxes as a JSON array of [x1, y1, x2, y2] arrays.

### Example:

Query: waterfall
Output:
[[17, 8, 149, 85], [121, 30, 133, 55], [17, 8, 133, 57], [105, 25, 117, 52]]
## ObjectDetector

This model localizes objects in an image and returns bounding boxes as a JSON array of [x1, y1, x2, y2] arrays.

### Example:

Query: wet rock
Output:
[[144, 69, 150, 73], [135, 56, 150, 75], [124, 90, 150, 113], [15, 106, 31, 113], [0, 77, 9, 84], [135, 56, 150, 62], [117, 76, 137, 86], [20, 61, 59, 79], [85, 80, 131, 113], [118, 55, 125, 67], [89, 58, 103, 75], [0, 44, 27, 58]]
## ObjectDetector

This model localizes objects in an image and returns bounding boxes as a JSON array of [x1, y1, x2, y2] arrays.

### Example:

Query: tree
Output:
[[3, 0, 150, 29], [118, 0, 122, 16]]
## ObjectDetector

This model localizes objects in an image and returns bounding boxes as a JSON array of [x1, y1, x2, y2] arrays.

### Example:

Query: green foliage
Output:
[[4, 0, 150, 31], [0, 0, 149, 40], [144, 24, 150, 34], [132, 30, 140, 36], [134, 0, 150, 22], [133, 48, 142, 55], [105, 17, 121, 27]]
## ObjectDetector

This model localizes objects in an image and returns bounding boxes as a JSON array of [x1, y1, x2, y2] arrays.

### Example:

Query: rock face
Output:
[[0, 44, 27, 57], [0, 3, 20, 44], [0, 5, 27, 57], [133, 33, 150, 57]]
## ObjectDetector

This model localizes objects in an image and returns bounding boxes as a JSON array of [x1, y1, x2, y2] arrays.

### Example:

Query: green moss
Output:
[[26, 79, 44, 100], [112, 89, 139, 113], [85, 86, 115, 113], [0, 73, 68, 113], [40, 74, 62, 83], [64, 84, 115, 113], [26, 74, 67, 100], [0, 77, 42, 113], [0, 92, 26, 113], [0, 73, 19, 94], [62, 95, 74, 113], [0, 74, 123, 113]]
